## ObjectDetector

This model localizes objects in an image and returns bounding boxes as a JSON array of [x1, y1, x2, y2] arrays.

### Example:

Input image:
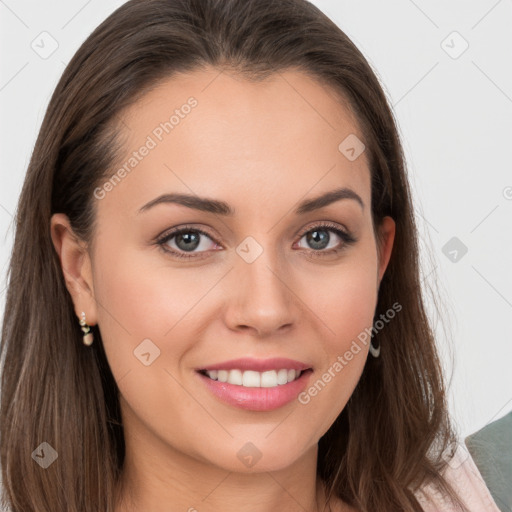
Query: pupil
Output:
[[177, 231, 200, 251], [307, 229, 329, 250]]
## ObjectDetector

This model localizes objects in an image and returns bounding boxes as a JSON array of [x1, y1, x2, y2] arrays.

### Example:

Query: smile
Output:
[[199, 368, 303, 388], [196, 365, 313, 411]]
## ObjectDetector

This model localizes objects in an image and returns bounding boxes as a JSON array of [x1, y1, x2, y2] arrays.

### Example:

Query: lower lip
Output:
[[197, 370, 313, 411]]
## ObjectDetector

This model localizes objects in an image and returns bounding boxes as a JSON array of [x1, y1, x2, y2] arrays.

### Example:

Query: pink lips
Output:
[[196, 357, 313, 412], [199, 357, 311, 372]]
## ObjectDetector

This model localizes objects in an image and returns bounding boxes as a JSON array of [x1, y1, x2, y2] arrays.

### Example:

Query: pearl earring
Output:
[[369, 339, 380, 358], [79, 311, 94, 346]]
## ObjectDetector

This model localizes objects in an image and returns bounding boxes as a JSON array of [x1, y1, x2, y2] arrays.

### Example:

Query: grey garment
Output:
[[465, 411, 512, 512]]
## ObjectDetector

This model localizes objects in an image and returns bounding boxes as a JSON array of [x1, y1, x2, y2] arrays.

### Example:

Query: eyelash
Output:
[[155, 222, 357, 260]]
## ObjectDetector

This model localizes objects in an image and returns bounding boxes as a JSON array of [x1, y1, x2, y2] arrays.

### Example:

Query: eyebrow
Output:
[[137, 186, 364, 216]]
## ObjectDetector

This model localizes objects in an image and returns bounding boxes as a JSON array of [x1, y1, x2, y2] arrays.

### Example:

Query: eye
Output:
[[156, 225, 220, 260], [155, 222, 357, 260], [295, 222, 356, 256]]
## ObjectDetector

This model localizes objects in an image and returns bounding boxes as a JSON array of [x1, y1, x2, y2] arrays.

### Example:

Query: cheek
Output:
[[91, 243, 209, 435], [91, 239, 236, 403], [294, 246, 378, 435], [304, 244, 379, 349], [93, 240, 212, 337]]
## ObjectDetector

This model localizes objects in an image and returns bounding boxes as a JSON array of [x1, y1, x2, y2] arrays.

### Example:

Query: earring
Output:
[[369, 339, 380, 358], [79, 311, 94, 346]]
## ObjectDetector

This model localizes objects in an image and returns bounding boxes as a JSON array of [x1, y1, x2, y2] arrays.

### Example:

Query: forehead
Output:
[[102, 67, 371, 217]]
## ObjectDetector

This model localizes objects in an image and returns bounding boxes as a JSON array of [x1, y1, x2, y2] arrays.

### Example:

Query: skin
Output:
[[51, 67, 395, 512]]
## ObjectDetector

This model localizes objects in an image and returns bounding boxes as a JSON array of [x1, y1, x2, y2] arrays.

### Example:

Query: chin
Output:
[[193, 435, 313, 474]]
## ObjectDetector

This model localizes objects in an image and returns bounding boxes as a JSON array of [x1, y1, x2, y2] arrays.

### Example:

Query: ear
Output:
[[376, 216, 395, 288], [50, 213, 98, 325]]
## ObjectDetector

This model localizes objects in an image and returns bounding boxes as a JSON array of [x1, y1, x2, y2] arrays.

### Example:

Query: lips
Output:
[[195, 357, 313, 411], [197, 369, 312, 411], [198, 357, 312, 372]]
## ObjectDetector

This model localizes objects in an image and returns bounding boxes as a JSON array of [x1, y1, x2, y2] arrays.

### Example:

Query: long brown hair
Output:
[[1, 0, 468, 510]]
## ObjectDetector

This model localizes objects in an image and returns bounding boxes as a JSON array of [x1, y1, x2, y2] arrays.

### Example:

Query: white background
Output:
[[0, 0, 511, 440]]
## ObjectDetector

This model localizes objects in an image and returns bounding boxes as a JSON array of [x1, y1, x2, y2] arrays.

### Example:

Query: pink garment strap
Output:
[[414, 443, 500, 511]]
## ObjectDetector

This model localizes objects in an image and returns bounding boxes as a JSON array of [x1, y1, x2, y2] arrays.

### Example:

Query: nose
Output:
[[222, 245, 300, 337]]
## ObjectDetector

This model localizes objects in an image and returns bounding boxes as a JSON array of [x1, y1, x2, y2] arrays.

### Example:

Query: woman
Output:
[[0, 0, 500, 511]]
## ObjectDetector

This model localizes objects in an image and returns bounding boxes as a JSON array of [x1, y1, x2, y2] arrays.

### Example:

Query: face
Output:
[[57, 68, 394, 475]]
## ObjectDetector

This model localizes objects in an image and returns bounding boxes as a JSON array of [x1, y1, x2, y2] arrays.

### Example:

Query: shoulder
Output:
[[413, 443, 501, 512], [465, 411, 512, 510]]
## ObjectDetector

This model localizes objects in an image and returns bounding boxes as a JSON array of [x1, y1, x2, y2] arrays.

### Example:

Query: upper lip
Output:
[[198, 357, 312, 372]]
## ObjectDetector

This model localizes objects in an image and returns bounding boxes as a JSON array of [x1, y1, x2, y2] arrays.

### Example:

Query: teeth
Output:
[[277, 369, 289, 385], [204, 368, 302, 387], [242, 370, 260, 387], [228, 369, 243, 385]]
